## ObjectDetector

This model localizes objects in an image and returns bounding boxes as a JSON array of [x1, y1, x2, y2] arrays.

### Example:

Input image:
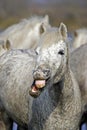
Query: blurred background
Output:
[[0, 0, 87, 32], [0, 1, 87, 130]]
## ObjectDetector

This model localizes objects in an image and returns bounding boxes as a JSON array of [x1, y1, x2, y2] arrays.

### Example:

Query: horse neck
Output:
[[49, 68, 74, 102], [62, 69, 74, 98]]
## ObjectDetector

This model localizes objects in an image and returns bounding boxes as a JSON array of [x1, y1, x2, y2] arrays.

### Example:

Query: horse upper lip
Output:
[[33, 67, 51, 80]]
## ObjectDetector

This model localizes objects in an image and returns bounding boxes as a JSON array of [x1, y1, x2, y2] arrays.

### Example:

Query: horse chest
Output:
[[29, 97, 81, 130], [43, 107, 81, 130]]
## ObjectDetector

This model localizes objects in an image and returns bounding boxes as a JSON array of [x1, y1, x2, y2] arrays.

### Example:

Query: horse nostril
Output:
[[33, 71, 41, 79], [43, 69, 50, 76]]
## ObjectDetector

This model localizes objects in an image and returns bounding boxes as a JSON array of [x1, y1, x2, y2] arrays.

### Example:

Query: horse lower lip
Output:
[[29, 85, 41, 98], [29, 79, 46, 97]]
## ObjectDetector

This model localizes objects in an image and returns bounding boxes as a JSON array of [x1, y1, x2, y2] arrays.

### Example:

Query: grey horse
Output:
[[0, 15, 50, 49], [29, 23, 82, 130]]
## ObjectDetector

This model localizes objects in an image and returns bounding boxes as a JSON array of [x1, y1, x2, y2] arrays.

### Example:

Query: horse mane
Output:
[[0, 15, 47, 37]]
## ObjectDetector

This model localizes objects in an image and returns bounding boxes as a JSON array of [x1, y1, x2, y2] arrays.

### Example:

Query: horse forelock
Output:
[[38, 28, 66, 50]]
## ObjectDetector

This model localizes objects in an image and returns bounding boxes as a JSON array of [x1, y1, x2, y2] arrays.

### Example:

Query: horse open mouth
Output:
[[29, 80, 46, 98]]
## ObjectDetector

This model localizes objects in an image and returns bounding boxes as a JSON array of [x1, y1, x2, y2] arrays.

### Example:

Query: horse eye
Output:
[[58, 50, 64, 55]]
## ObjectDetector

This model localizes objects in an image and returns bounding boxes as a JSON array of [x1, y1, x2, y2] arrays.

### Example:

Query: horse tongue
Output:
[[35, 80, 46, 88]]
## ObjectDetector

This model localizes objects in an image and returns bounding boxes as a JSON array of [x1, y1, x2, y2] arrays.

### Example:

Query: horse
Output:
[[0, 15, 50, 49], [29, 23, 82, 130]]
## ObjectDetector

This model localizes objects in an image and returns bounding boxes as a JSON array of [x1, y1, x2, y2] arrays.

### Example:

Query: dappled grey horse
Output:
[[29, 23, 82, 130], [70, 43, 87, 128], [0, 48, 37, 130]]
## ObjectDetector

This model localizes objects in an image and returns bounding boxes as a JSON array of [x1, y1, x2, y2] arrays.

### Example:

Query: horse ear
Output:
[[74, 31, 78, 37], [44, 15, 49, 24], [39, 15, 50, 35], [5, 39, 11, 50], [59, 23, 67, 40], [39, 23, 46, 34], [0, 39, 11, 56]]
